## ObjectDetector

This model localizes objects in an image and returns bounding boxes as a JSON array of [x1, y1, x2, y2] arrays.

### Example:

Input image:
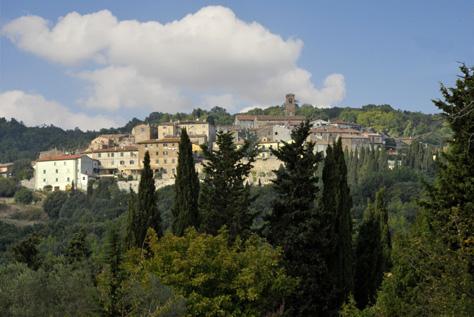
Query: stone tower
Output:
[[284, 93, 296, 116]]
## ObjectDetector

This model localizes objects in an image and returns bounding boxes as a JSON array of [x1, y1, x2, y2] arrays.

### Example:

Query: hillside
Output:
[[0, 104, 450, 164]]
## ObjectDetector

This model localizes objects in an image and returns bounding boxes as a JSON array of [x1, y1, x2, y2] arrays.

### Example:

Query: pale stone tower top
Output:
[[284, 93, 296, 116]]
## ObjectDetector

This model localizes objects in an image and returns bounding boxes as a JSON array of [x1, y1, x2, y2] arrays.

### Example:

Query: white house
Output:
[[33, 154, 99, 191]]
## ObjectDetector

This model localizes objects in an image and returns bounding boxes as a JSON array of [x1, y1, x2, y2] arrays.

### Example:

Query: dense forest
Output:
[[0, 66, 472, 316]]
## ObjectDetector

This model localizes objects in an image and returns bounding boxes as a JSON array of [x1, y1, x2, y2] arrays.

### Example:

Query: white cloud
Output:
[[0, 90, 119, 130], [2, 6, 346, 112]]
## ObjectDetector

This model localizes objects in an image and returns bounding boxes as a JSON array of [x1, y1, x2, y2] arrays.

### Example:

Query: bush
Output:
[[0, 178, 17, 197], [14, 187, 33, 204], [43, 191, 68, 219]]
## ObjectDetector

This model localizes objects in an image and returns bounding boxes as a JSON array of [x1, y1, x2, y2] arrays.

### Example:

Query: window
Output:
[[67, 177, 70, 182], [120, 152, 124, 157], [145, 145, 148, 148], [156, 152, 159, 155], [130, 160, 135, 164], [64, 162, 66, 166], [54, 162, 56, 166], [55, 169, 58, 174], [43, 179, 46, 183], [155, 160, 159, 164], [55, 178, 58, 182], [43, 170, 46, 174], [172, 158, 175, 164], [172, 168, 175, 174], [83, 176, 86, 180], [120, 161, 125, 165], [163, 159, 167, 164], [163, 151, 168, 155], [111, 153, 114, 157], [98, 153, 101, 158], [163, 143, 168, 147]]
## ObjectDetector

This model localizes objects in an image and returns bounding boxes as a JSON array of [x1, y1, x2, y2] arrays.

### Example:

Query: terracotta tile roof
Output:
[[36, 154, 83, 162], [235, 114, 305, 121], [137, 138, 180, 144], [0, 163, 14, 168], [83, 146, 138, 154], [311, 127, 360, 134]]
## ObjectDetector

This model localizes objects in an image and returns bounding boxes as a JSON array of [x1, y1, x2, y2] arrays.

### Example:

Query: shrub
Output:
[[43, 191, 68, 219], [14, 187, 33, 204], [0, 178, 17, 197]]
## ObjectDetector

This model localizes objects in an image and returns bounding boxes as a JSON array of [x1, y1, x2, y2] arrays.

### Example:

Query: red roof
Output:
[[36, 154, 83, 162]]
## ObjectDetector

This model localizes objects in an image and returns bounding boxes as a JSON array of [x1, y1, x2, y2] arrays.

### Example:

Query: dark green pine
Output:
[[198, 131, 257, 241], [267, 120, 324, 316], [172, 128, 200, 236]]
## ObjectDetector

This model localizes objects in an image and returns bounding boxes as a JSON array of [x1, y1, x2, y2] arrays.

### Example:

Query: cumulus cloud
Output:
[[2, 6, 346, 112], [0, 90, 119, 130]]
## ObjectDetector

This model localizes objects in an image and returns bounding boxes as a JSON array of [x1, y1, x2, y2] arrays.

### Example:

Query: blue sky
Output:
[[0, 0, 473, 130]]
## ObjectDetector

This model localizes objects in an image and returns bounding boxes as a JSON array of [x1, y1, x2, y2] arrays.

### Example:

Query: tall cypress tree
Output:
[[172, 128, 200, 236], [199, 131, 257, 241], [102, 223, 123, 316], [320, 138, 353, 314], [267, 121, 324, 316], [127, 151, 161, 248], [353, 188, 391, 309]]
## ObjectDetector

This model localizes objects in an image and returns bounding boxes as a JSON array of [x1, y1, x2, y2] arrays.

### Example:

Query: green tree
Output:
[[127, 151, 161, 248], [320, 138, 353, 314], [43, 191, 68, 219], [354, 188, 391, 309], [266, 121, 324, 316], [14, 187, 33, 204], [124, 228, 296, 316], [11, 234, 41, 269], [65, 228, 91, 263], [172, 128, 200, 236], [199, 131, 257, 241]]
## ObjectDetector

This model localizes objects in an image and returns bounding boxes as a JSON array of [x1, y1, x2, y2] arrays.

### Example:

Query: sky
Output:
[[0, 0, 473, 130]]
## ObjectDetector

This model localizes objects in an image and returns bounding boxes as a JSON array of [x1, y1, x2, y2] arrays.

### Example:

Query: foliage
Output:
[[11, 159, 34, 180], [320, 138, 354, 313], [353, 188, 391, 309], [199, 131, 257, 241], [127, 151, 161, 248], [266, 121, 325, 316], [11, 234, 42, 269], [124, 228, 296, 316], [0, 177, 17, 197], [13, 187, 33, 204], [0, 262, 100, 316], [172, 128, 200, 236]]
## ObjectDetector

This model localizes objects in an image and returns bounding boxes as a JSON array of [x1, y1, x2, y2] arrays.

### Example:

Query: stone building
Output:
[[83, 146, 140, 178], [137, 137, 180, 179], [132, 123, 158, 143]]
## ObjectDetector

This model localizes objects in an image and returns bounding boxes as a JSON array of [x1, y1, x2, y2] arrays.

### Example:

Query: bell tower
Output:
[[284, 93, 296, 116]]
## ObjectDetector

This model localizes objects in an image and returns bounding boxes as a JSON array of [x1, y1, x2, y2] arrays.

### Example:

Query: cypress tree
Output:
[[103, 223, 123, 317], [172, 128, 200, 236], [127, 151, 161, 248], [353, 188, 391, 309], [199, 131, 257, 241], [267, 121, 324, 316], [320, 138, 353, 314]]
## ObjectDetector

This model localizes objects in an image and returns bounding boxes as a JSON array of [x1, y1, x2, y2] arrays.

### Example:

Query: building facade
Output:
[[83, 146, 140, 177], [33, 154, 99, 191], [137, 138, 180, 179]]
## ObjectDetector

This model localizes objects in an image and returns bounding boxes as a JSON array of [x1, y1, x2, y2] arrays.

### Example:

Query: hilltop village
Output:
[[31, 94, 389, 192]]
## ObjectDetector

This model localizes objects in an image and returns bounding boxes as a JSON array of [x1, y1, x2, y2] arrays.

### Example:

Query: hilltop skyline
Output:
[[1, 1, 473, 130]]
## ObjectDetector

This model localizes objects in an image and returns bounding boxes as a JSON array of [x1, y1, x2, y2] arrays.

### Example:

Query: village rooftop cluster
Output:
[[27, 94, 391, 192]]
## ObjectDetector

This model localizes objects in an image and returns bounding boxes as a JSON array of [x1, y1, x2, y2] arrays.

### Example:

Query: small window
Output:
[[67, 177, 70, 182], [83, 176, 86, 180], [120, 152, 124, 157], [55, 178, 58, 182], [163, 143, 168, 147], [43, 170, 46, 174], [172, 158, 175, 163], [64, 162, 66, 166], [111, 153, 114, 157], [163, 159, 167, 164], [156, 152, 159, 155], [145, 145, 148, 148], [120, 161, 125, 165], [43, 178, 46, 183], [55, 169, 58, 173], [155, 160, 159, 164], [54, 162, 56, 166], [98, 153, 101, 158], [130, 160, 135, 164]]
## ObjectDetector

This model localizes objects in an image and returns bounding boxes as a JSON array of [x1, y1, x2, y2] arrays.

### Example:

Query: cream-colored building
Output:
[[83, 146, 140, 177], [33, 154, 99, 191], [132, 123, 157, 143], [177, 121, 215, 144], [0, 163, 14, 178]]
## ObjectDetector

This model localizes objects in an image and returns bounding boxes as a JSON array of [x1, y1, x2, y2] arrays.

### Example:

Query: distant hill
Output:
[[0, 104, 450, 163]]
